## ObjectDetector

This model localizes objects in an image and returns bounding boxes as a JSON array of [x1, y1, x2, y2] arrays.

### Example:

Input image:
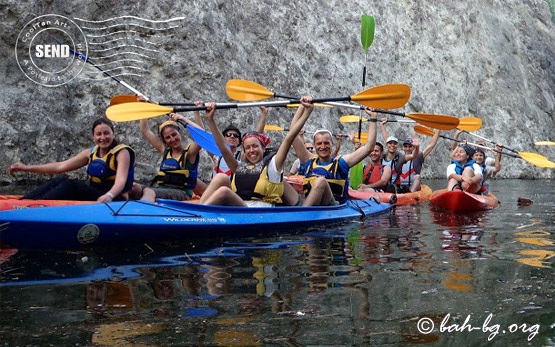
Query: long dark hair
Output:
[[92, 118, 118, 149]]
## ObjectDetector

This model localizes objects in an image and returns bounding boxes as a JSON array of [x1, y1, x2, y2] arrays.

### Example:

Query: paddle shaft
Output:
[[460, 130, 520, 155]]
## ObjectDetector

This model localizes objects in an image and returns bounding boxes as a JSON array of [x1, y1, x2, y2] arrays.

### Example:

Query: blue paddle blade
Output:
[[179, 122, 222, 156]]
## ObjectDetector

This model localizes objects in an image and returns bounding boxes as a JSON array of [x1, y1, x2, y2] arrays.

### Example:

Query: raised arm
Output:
[[275, 97, 314, 172], [451, 130, 463, 151], [140, 119, 165, 153], [169, 113, 202, 160], [342, 108, 378, 167], [255, 106, 269, 133], [422, 130, 440, 158], [204, 102, 238, 173], [291, 104, 315, 164], [331, 134, 342, 157], [379, 118, 390, 142]]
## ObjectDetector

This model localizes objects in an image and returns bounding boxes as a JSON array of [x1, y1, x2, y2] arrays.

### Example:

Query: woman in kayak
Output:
[[472, 146, 502, 195], [356, 142, 391, 192], [446, 144, 483, 193], [199, 98, 315, 206], [138, 108, 206, 202], [8, 117, 135, 202]]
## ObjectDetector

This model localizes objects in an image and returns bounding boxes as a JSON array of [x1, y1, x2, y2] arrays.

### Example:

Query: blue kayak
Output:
[[0, 198, 391, 250]]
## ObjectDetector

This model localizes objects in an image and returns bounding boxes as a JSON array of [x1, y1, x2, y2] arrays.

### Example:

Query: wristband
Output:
[[106, 192, 115, 199], [369, 118, 378, 122]]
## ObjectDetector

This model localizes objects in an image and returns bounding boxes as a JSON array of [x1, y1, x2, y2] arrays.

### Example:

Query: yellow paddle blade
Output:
[[457, 117, 482, 131], [354, 133, 368, 144], [413, 125, 435, 137], [519, 152, 555, 168], [350, 84, 411, 109], [535, 141, 555, 146], [340, 115, 367, 123], [264, 124, 285, 131], [405, 113, 459, 130], [110, 94, 139, 105], [106, 102, 174, 122], [226, 79, 274, 101]]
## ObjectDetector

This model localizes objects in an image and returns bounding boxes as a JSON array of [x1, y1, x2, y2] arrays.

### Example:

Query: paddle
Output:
[[360, 14, 375, 87], [535, 141, 555, 146], [107, 84, 414, 122], [457, 117, 482, 131], [340, 115, 481, 131], [110, 94, 197, 107], [53, 36, 221, 154], [415, 125, 555, 168], [226, 79, 411, 110], [264, 124, 368, 141], [340, 115, 416, 124]]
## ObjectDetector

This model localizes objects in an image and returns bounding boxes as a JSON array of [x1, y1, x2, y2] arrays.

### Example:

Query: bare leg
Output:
[[141, 187, 157, 203], [461, 167, 481, 193], [194, 179, 208, 197], [202, 186, 247, 206], [199, 173, 231, 204], [281, 181, 300, 206], [410, 175, 422, 192], [303, 177, 334, 206]]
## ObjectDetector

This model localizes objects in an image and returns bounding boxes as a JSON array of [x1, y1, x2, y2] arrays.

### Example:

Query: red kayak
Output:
[[0, 195, 93, 211], [348, 185, 432, 205], [429, 189, 499, 212]]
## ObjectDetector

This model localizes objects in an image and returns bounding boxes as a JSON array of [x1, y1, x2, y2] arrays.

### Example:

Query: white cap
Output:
[[386, 136, 399, 143]]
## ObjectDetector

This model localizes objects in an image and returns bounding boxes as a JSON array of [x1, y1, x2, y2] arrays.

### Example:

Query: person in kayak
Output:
[[293, 107, 379, 206], [356, 142, 391, 192], [211, 106, 269, 178], [472, 146, 502, 195], [381, 121, 440, 192], [447, 144, 483, 193], [378, 120, 421, 193], [8, 117, 135, 202], [199, 98, 314, 206], [138, 108, 206, 202]]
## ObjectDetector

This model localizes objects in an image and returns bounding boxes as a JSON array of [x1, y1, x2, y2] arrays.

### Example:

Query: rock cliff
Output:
[[1, 0, 554, 189]]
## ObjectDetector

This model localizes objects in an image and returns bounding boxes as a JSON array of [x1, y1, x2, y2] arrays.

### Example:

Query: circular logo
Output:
[[15, 14, 88, 87], [77, 224, 100, 244]]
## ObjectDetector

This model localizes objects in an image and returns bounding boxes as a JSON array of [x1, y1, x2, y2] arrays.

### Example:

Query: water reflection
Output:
[[1, 181, 555, 345]]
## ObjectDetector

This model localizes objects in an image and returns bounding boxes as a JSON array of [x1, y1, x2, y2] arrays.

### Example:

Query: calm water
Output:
[[0, 179, 554, 346]]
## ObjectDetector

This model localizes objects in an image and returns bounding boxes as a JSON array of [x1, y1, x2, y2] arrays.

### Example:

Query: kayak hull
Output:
[[0, 198, 391, 250], [429, 189, 499, 212], [348, 185, 432, 205]]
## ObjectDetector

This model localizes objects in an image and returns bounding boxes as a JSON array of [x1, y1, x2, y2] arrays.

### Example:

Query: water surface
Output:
[[1, 179, 554, 346]]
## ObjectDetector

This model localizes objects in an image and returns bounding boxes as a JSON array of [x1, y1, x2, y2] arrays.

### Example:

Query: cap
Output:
[[222, 125, 242, 144], [386, 136, 398, 144], [459, 143, 475, 157], [403, 137, 413, 145]]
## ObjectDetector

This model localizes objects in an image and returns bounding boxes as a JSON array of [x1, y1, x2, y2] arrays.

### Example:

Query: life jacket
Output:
[[153, 144, 198, 190], [213, 150, 242, 177], [231, 153, 283, 204], [87, 144, 135, 193], [382, 153, 400, 184], [303, 156, 348, 201], [362, 163, 386, 188], [452, 159, 477, 175], [397, 160, 415, 186]]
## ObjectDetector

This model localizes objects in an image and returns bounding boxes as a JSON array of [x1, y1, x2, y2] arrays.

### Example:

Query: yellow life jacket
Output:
[[303, 156, 347, 201], [87, 144, 135, 193], [231, 154, 283, 204]]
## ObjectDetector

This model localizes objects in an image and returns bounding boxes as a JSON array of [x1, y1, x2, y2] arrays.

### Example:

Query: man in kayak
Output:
[[396, 133, 439, 192], [356, 142, 391, 192], [447, 144, 483, 193], [199, 98, 314, 206], [293, 107, 379, 206], [380, 130, 420, 193]]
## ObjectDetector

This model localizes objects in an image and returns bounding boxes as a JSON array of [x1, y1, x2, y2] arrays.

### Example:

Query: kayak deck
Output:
[[0, 198, 391, 250]]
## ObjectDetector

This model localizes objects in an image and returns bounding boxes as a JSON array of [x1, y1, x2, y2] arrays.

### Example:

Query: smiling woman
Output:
[[7, 117, 135, 202]]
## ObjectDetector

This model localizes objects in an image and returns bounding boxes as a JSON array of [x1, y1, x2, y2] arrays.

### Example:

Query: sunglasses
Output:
[[225, 133, 240, 139], [306, 147, 314, 151]]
